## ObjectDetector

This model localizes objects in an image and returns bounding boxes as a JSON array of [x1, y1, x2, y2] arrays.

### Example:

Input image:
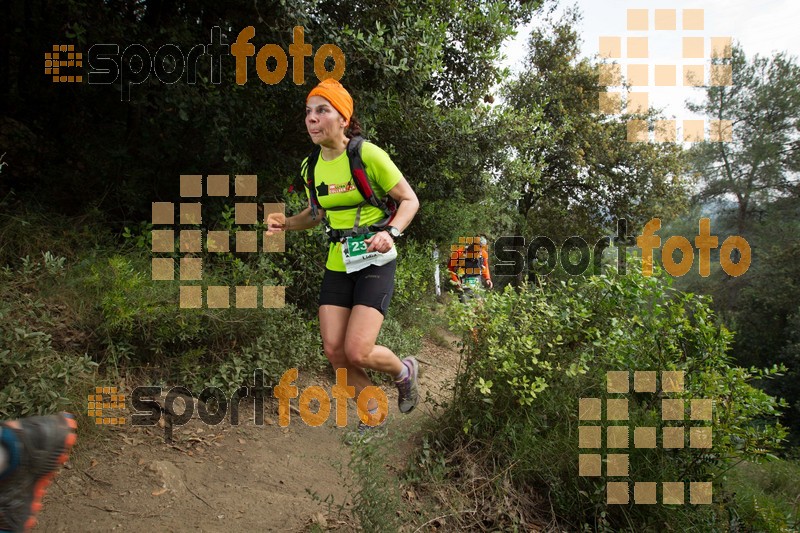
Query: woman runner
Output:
[[267, 79, 420, 442]]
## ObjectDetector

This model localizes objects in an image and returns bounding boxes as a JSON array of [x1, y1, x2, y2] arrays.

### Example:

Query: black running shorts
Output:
[[319, 260, 397, 316]]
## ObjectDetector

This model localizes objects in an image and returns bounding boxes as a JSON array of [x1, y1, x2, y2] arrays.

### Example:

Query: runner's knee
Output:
[[323, 341, 347, 366], [344, 341, 372, 367]]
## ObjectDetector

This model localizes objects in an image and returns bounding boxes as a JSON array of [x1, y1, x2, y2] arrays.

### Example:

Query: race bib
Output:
[[342, 233, 397, 273], [464, 276, 482, 289]]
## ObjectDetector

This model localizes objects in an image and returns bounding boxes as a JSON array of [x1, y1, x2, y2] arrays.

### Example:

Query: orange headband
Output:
[[306, 79, 353, 122]]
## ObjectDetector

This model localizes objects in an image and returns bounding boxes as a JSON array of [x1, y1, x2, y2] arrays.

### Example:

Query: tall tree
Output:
[[500, 10, 688, 245], [0, 0, 540, 233], [680, 46, 800, 443], [688, 45, 800, 234]]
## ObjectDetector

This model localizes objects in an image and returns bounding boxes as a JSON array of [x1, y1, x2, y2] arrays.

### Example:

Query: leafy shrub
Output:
[[392, 239, 437, 326], [377, 316, 422, 360], [343, 424, 426, 531], [206, 307, 326, 394], [0, 255, 96, 419], [85, 253, 323, 390], [439, 262, 787, 530], [121, 190, 328, 318], [0, 209, 113, 266], [345, 441, 408, 530], [775, 310, 800, 445], [87, 254, 211, 366]]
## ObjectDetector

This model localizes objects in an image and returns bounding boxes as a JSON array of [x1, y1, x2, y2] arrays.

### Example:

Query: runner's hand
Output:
[[365, 231, 393, 253], [486, 279, 493, 289], [266, 212, 287, 234]]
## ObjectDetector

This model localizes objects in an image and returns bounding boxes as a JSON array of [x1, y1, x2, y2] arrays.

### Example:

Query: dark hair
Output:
[[346, 115, 362, 138]]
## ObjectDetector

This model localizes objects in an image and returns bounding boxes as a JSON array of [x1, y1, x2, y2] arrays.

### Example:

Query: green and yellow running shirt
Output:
[[303, 141, 403, 272]]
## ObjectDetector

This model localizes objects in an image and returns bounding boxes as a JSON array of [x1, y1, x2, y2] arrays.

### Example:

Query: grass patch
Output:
[[725, 459, 800, 531]]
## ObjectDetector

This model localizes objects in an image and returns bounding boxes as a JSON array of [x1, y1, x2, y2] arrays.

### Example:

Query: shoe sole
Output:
[[7, 413, 77, 532]]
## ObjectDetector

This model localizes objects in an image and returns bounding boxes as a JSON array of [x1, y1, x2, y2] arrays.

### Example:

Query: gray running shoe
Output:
[[395, 357, 419, 414]]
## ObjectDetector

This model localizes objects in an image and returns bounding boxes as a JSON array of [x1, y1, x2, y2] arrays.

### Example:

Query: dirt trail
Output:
[[38, 336, 461, 532]]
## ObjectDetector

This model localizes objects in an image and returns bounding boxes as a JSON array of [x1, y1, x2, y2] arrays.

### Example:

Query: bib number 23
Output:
[[342, 233, 397, 273], [347, 236, 369, 257]]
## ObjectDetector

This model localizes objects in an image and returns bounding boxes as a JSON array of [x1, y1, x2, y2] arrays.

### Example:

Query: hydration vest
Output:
[[299, 136, 397, 242]]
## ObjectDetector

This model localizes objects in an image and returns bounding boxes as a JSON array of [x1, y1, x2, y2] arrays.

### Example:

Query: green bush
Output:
[[392, 239, 437, 326], [121, 190, 328, 318], [439, 262, 787, 530], [0, 255, 97, 419], [85, 252, 324, 391], [207, 307, 326, 394], [0, 209, 113, 266], [345, 440, 409, 531], [377, 316, 422, 360], [342, 423, 429, 531]]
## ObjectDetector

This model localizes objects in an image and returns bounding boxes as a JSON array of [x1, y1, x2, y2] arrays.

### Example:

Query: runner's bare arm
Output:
[[365, 176, 419, 253], [266, 205, 325, 233], [384, 176, 419, 233]]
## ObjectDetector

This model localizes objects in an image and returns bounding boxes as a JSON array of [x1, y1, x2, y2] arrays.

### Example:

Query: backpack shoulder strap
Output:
[[304, 137, 396, 228], [346, 136, 384, 210], [304, 146, 322, 220]]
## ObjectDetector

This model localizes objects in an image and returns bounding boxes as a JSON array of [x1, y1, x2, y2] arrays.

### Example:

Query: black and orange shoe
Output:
[[0, 413, 77, 532]]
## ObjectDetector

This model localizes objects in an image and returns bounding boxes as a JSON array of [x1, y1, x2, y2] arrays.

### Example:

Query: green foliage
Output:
[[726, 459, 800, 531], [688, 45, 800, 234], [345, 442, 408, 530], [207, 308, 325, 394], [87, 254, 207, 367], [344, 426, 423, 531], [0, 207, 113, 266], [376, 317, 422, 361], [501, 11, 688, 242], [415, 192, 518, 249], [3, 0, 540, 244], [0, 255, 97, 419], [0, 208, 330, 414], [776, 310, 800, 439], [667, 196, 800, 444], [84, 252, 323, 391], [672, 42, 800, 445], [729, 226, 800, 445], [391, 239, 437, 325], [121, 191, 328, 317], [269, 208, 328, 315], [441, 261, 787, 530]]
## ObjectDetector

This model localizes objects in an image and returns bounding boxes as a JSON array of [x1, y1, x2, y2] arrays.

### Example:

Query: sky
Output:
[[501, 0, 800, 122]]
